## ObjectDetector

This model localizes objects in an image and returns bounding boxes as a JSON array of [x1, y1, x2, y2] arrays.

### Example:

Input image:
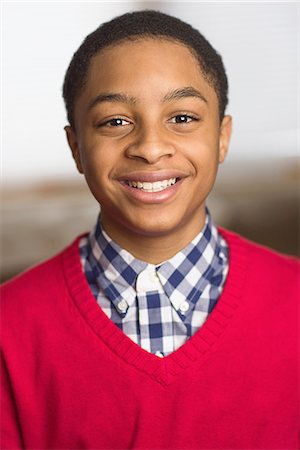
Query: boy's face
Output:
[[66, 38, 231, 248]]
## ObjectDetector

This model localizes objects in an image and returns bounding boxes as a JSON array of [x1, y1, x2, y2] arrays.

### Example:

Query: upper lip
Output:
[[116, 170, 188, 183]]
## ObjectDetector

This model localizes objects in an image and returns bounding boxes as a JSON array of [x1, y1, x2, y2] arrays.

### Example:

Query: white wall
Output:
[[2, 1, 298, 185]]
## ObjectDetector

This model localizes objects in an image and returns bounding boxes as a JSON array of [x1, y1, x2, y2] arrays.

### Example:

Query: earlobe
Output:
[[218, 115, 232, 164], [64, 125, 84, 174]]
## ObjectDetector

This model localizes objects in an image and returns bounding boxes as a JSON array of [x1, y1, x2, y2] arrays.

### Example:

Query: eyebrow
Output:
[[88, 86, 207, 110], [163, 86, 208, 104], [88, 93, 136, 110]]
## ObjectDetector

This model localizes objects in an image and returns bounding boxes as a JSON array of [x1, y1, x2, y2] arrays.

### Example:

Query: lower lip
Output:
[[119, 179, 184, 204]]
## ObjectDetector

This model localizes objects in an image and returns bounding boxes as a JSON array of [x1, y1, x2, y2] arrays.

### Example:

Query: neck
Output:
[[101, 212, 207, 264]]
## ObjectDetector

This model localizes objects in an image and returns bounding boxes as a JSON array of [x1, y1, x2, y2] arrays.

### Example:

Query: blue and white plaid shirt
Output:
[[79, 209, 229, 357]]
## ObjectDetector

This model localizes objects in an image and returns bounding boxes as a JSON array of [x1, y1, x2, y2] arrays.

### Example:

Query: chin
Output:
[[125, 215, 187, 238]]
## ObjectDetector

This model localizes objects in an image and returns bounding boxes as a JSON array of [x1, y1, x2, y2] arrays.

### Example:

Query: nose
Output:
[[125, 125, 175, 164]]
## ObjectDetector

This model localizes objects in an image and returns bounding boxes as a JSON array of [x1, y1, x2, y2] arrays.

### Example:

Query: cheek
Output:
[[183, 137, 220, 174], [79, 142, 114, 179]]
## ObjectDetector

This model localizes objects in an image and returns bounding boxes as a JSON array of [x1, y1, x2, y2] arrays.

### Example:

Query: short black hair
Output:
[[63, 10, 228, 128]]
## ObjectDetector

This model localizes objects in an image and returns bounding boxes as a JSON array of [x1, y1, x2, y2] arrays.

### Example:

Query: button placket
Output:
[[135, 267, 174, 355]]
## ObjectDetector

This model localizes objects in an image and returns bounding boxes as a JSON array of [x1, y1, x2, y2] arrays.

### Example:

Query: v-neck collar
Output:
[[62, 228, 247, 386]]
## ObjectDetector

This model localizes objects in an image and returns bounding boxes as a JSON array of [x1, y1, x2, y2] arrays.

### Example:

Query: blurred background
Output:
[[1, 1, 299, 282]]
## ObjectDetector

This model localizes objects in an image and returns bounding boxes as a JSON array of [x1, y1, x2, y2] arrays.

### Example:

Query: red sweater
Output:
[[1, 229, 299, 449]]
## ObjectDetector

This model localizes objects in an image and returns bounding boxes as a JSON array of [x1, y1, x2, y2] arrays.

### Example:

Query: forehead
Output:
[[91, 37, 199, 69], [85, 38, 214, 97]]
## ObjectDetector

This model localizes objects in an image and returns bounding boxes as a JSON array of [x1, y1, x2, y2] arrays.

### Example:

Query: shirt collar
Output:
[[156, 212, 227, 312], [85, 208, 228, 317]]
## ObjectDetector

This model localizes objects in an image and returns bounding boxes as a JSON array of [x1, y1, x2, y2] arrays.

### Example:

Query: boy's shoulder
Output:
[[219, 227, 300, 277], [0, 236, 83, 313]]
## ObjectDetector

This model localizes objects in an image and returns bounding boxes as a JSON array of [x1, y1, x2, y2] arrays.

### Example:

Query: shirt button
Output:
[[149, 271, 159, 282], [117, 299, 128, 312], [179, 301, 189, 314], [136, 268, 161, 293]]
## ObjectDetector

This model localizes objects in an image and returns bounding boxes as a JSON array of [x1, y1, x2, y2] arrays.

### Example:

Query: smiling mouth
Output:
[[125, 178, 178, 192]]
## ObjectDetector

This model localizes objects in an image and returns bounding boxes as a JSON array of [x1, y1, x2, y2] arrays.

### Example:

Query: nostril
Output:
[[124, 137, 176, 163]]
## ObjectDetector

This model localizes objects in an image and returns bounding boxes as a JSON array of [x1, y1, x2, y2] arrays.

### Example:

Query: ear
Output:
[[218, 115, 232, 164], [64, 126, 84, 174]]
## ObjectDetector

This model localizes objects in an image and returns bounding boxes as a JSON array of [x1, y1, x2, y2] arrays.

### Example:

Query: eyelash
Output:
[[169, 114, 199, 124], [97, 118, 130, 128], [96, 114, 199, 128]]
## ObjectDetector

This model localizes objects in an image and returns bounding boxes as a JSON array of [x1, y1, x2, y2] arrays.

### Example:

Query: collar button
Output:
[[179, 301, 189, 314], [117, 299, 128, 312]]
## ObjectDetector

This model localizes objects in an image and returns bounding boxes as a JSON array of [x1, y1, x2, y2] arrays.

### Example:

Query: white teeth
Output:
[[127, 178, 177, 192]]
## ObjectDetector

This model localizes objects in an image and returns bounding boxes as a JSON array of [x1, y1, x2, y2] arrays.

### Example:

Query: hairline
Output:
[[71, 35, 220, 129]]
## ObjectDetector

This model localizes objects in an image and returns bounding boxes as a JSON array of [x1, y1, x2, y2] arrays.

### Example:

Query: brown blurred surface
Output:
[[1, 157, 299, 283]]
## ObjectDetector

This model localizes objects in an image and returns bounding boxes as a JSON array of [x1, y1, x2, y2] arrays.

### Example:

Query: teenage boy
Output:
[[1, 10, 298, 450]]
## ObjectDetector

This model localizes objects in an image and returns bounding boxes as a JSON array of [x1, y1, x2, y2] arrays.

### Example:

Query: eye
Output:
[[169, 114, 199, 124], [98, 117, 131, 128]]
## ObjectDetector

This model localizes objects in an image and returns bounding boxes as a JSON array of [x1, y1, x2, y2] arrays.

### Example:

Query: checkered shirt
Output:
[[79, 209, 229, 357]]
